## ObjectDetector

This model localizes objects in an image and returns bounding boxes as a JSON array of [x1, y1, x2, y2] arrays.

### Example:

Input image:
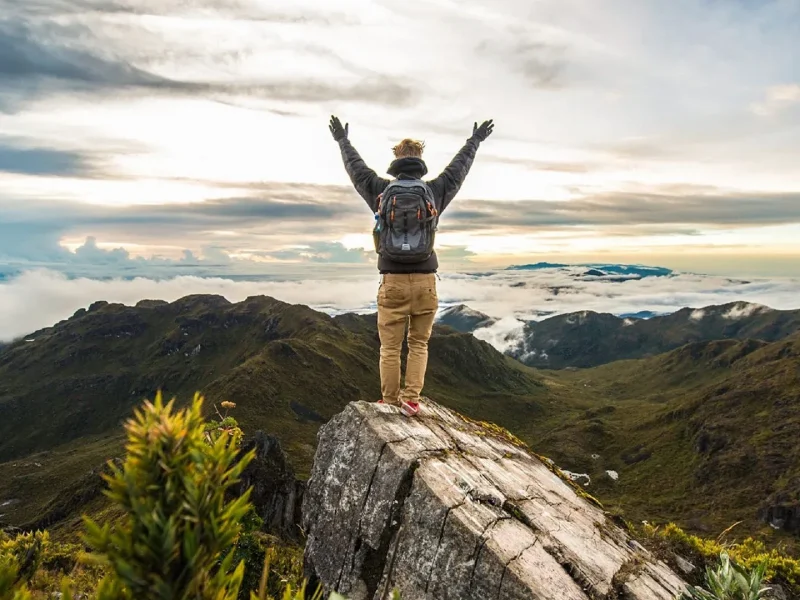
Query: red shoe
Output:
[[400, 400, 421, 417]]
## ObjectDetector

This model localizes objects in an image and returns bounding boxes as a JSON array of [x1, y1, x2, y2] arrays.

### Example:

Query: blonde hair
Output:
[[392, 138, 425, 158]]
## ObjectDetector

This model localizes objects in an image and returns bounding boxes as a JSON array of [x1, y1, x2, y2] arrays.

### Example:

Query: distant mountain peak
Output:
[[722, 301, 773, 319], [505, 262, 673, 279], [688, 301, 774, 322], [442, 304, 490, 319], [436, 303, 496, 334]]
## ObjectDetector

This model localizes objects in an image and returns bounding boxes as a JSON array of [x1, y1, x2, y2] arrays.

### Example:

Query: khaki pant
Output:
[[377, 273, 438, 405]]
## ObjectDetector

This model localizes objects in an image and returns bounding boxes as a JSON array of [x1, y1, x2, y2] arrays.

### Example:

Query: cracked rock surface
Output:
[[302, 401, 686, 600]]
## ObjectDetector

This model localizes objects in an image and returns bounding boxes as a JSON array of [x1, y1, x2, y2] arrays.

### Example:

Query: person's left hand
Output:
[[329, 115, 349, 142], [472, 119, 494, 141]]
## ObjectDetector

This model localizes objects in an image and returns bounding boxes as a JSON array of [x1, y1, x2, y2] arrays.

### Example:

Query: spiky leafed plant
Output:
[[83, 392, 256, 600], [678, 552, 771, 600], [5, 393, 391, 600], [0, 530, 48, 599]]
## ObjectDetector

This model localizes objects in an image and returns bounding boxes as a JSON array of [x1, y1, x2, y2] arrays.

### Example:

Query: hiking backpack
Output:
[[373, 179, 438, 263]]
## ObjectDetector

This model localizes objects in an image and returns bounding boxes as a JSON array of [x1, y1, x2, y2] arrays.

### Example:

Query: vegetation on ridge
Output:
[[640, 522, 800, 596], [535, 333, 800, 547], [0, 393, 333, 599], [678, 552, 771, 600]]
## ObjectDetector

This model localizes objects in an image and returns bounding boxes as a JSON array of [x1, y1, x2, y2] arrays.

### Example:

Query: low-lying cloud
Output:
[[2, 266, 799, 344]]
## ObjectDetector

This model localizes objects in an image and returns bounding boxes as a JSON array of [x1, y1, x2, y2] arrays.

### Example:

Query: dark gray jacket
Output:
[[337, 136, 482, 273]]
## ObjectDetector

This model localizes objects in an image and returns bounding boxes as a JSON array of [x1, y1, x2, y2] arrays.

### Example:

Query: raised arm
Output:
[[427, 119, 494, 213], [329, 115, 390, 210]]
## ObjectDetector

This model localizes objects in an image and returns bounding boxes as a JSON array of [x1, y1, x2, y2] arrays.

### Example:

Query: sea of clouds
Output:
[[1, 267, 800, 347]]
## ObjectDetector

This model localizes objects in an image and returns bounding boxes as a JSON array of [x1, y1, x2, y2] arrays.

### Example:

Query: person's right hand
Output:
[[329, 115, 349, 142], [472, 119, 494, 142]]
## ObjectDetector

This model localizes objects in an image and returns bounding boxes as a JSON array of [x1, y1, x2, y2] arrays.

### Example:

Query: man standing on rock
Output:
[[328, 115, 494, 416]]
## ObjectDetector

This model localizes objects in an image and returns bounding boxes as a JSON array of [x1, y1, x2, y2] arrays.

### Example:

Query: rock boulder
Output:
[[302, 400, 686, 600], [236, 431, 304, 540]]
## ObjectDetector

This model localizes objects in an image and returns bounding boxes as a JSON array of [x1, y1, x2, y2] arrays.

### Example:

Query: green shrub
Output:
[[228, 510, 305, 600], [39, 540, 80, 573], [82, 391, 256, 600], [252, 548, 325, 600], [641, 522, 800, 595], [678, 552, 770, 600], [0, 530, 48, 599]]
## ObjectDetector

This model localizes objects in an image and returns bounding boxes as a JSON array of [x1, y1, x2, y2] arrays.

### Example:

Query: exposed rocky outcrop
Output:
[[235, 431, 305, 540], [760, 492, 800, 535], [302, 401, 686, 600]]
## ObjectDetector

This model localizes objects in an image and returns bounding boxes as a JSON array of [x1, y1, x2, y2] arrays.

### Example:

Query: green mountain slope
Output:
[[511, 301, 800, 368], [0, 295, 545, 527], [1, 295, 798, 554], [531, 333, 800, 544]]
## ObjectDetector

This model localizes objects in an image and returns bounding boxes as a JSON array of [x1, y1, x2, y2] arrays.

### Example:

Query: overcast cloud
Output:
[[0, 0, 798, 282]]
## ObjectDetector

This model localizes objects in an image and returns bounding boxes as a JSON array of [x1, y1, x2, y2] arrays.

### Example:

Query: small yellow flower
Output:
[[220, 401, 236, 409]]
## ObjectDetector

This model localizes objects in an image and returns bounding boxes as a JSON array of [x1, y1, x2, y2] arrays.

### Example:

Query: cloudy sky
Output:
[[1, 0, 800, 280]]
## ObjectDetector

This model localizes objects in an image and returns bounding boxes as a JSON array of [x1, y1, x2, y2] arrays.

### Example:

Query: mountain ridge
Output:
[[1, 294, 799, 553], [511, 301, 800, 368], [536, 331, 800, 541], [0, 293, 545, 528], [447, 300, 800, 369]]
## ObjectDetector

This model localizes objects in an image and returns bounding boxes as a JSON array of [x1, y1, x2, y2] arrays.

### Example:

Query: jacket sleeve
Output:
[[337, 138, 390, 210], [426, 137, 480, 213]]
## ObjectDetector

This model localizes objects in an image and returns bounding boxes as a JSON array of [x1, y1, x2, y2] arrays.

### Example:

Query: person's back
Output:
[[328, 116, 494, 416], [373, 139, 440, 268]]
